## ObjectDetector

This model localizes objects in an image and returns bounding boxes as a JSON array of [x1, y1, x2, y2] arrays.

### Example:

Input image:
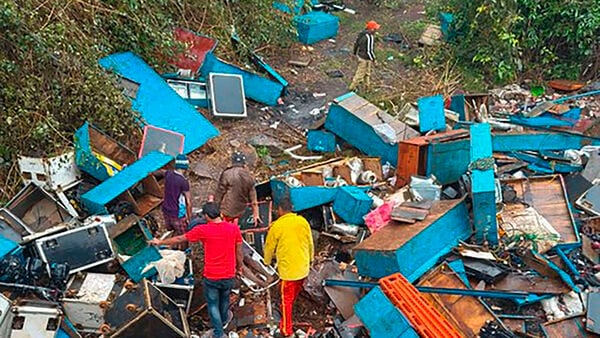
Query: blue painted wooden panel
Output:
[[472, 191, 497, 244], [270, 179, 339, 211], [509, 152, 582, 173], [81, 151, 172, 214], [98, 52, 219, 154], [470, 123, 498, 245], [325, 103, 399, 165], [307, 130, 336, 152], [74, 122, 113, 182], [492, 132, 600, 152], [354, 286, 417, 338], [395, 200, 471, 282], [417, 95, 446, 133], [332, 186, 372, 225], [200, 52, 284, 106], [354, 199, 471, 281], [449, 94, 466, 121], [509, 108, 582, 128], [470, 123, 495, 194], [426, 139, 470, 185]]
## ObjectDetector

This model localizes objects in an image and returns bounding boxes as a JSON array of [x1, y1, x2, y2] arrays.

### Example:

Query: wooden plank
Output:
[[355, 199, 464, 251], [502, 175, 577, 245], [108, 214, 139, 239], [418, 263, 495, 337]]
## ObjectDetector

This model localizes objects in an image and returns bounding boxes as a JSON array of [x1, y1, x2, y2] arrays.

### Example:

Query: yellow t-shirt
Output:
[[264, 213, 314, 281]]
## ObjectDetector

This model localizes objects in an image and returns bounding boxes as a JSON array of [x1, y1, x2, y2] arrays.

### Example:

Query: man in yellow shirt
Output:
[[264, 197, 314, 338]]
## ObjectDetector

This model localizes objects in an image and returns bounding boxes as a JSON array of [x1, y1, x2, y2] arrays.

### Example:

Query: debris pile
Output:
[[3, 5, 600, 338]]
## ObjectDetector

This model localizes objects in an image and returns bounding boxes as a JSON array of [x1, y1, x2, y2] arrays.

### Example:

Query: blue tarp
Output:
[[99, 52, 219, 154]]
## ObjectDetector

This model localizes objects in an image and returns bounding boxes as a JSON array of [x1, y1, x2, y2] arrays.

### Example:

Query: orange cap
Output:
[[366, 21, 381, 30]]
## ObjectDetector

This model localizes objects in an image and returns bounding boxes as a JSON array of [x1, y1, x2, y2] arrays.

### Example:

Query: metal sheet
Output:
[[588, 292, 600, 334], [209, 73, 247, 117], [577, 185, 600, 216], [543, 316, 599, 338]]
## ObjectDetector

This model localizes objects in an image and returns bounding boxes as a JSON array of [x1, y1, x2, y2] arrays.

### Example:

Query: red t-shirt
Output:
[[185, 221, 242, 280]]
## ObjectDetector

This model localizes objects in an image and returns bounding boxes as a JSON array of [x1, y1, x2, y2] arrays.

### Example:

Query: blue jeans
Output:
[[203, 277, 234, 337]]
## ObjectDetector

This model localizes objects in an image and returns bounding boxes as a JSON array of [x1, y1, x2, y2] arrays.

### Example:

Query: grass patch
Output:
[[400, 19, 428, 43], [318, 57, 345, 72]]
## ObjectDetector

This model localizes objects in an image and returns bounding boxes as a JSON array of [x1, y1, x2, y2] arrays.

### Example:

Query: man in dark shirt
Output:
[[161, 154, 192, 242], [349, 20, 380, 92], [150, 202, 242, 338], [214, 152, 261, 226]]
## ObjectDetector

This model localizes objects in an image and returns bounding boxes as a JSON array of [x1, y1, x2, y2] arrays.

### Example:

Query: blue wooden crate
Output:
[[271, 179, 339, 212], [354, 198, 471, 281], [333, 186, 372, 225], [294, 11, 339, 45], [325, 93, 419, 165], [354, 286, 418, 338], [307, 130, 336, 152]]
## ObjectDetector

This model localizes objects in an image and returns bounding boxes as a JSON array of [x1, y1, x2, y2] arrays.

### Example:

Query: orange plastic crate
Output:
[[379, 273, 462, 338]]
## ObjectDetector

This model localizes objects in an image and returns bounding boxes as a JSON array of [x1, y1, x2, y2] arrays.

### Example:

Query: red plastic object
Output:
[[379, 273, 462, 338]]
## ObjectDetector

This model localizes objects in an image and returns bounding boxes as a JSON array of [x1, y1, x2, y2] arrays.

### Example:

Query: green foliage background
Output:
[[0, 0, 295, 198], [439, 0, 600, 82]]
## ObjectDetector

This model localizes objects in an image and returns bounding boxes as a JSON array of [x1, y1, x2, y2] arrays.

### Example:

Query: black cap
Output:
[[202, 202, 221, 219]]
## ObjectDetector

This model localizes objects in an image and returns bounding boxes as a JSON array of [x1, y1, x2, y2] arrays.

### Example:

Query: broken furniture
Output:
[[99, 51, 220, 154], [34, 222, 115, 275], [207, 73, 247, 117], [152, 257, 195, 313], [101, 279, 190, 337], [62, 272, 126, 333], [417, 262, 500, 337], [270, 157, 380, 211], [396, 129, 470, 187], [3, 183, 74, 242], [294, 11, 339, 45], [354, 198, 471, 281], [109, 214, 160, 282], [74, 122, 137, 182], [325, 92, 419, 165], [500, 175, 580, 249], [200, 52, 285, 106], [239, 240, 279, 292], [80, 151, 171, 216]]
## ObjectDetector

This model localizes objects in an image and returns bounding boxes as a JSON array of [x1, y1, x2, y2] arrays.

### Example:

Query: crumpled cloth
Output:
[[143, 249, 186, 284]]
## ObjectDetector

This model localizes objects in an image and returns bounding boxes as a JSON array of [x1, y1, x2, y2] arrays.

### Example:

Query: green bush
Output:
[[442, 0, 600, 82]]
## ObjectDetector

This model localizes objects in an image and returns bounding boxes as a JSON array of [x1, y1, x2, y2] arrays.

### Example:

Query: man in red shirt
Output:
[[149, 202, 242, 338]]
